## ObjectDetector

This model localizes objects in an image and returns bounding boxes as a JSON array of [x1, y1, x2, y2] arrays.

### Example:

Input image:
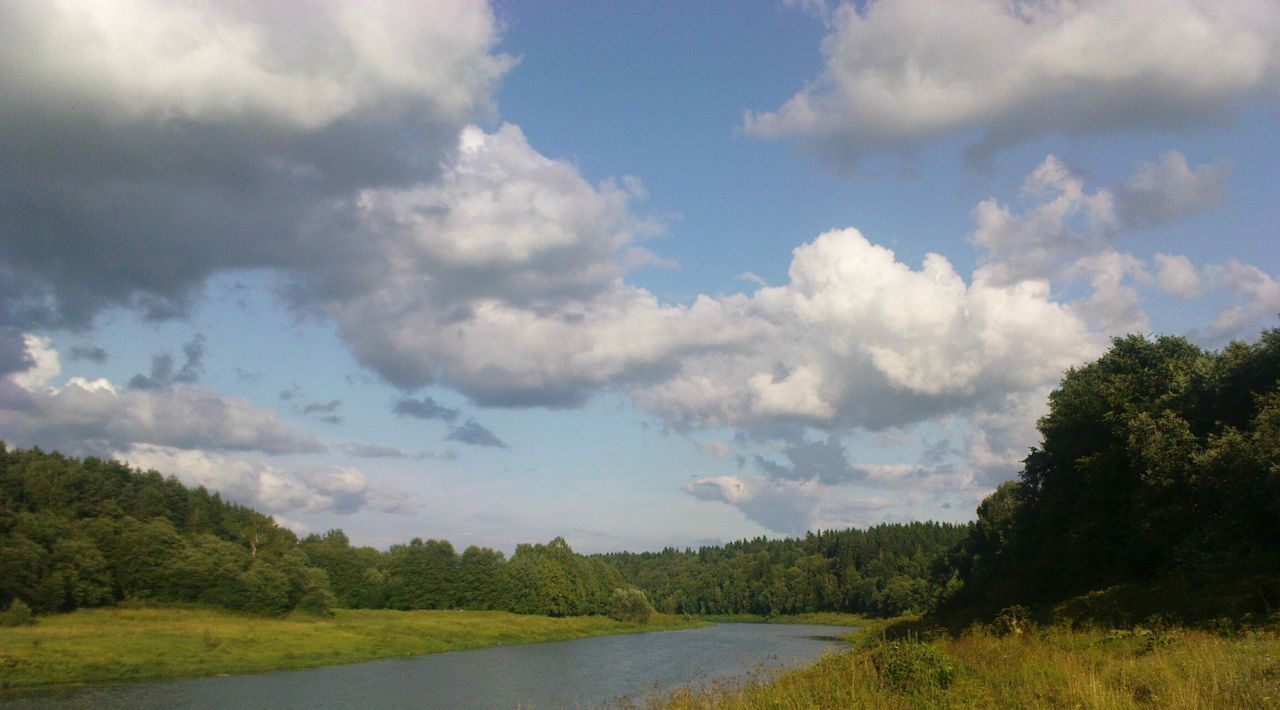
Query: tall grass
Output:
[[0, 604, 705, 691], [654, 621, 1280, 709]]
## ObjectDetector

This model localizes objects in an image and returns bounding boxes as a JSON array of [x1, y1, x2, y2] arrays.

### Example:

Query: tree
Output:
[[609, 587, 654, 623]]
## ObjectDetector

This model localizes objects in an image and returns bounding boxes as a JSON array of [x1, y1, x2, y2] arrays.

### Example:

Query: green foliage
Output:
[[943, 326, 1280, 621], [602, 522, 969, 618], [990, 604, 1031, 637], [0, 445, 333, 616], [868, 639, 956, 694], [0, 599, 34, 627], [608, 587, 654, 623]]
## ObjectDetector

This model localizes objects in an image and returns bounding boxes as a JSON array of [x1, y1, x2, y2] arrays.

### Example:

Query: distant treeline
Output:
[[601, 523, 968, 617], [938, 327, 1280, 621], [0, 446, 622, 616]]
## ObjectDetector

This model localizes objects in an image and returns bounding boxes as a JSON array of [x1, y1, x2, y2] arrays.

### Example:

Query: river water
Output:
[[9, 623, 852, 709]]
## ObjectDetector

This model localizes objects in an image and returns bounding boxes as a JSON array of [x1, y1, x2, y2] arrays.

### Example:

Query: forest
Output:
[[601, 523, 967, 617], [2, 326, 1278, 627], [0, 444, 956, 620], [938, 327, 1280, 622]]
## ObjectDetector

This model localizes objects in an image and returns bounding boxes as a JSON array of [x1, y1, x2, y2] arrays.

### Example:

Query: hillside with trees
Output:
[[939, 328, 1280, 622], [0, 446, 625, 618]]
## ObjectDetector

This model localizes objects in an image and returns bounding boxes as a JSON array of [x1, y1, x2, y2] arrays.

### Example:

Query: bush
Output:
[[0, 599, 36, 627], [991, 604, 1032, 637], [869, 639, 956, 694], [608, 587, 654, 624]]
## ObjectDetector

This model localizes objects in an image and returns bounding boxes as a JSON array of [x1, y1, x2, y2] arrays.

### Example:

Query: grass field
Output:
[[0, 605, 706, 692], [654, 618, 1280, 709]]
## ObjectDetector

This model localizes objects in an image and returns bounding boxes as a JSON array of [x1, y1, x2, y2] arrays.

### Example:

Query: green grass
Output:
[[0, 605, 706, 692], [653, 619, 1280, 709]]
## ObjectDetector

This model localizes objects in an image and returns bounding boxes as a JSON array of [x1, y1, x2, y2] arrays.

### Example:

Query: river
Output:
[[9, 623, 853, 709]]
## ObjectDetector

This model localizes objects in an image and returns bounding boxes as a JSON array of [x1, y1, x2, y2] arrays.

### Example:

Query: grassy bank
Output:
[[0, 605, 705, 692], [654, 618, 1280, 708]]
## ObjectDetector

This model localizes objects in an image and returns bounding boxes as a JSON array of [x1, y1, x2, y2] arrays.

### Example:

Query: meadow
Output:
[[0, 604, 705, 692], [653, 618, 1280, 709]]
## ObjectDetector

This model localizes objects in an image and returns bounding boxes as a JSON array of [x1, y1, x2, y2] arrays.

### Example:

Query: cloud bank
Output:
[[748, 0, 1279, 165]]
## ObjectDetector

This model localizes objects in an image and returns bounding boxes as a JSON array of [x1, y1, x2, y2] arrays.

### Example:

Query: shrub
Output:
[[608, 587, 654, 624], [0, 599, 36, 627], [869, 639, 956, 694], [991, 604, 1032, 637]]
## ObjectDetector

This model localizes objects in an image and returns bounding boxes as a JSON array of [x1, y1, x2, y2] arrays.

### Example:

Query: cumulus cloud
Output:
[[1, 335, 322, 456], [964, 389, 1050, 486], [635, 227, 1100, 432], [1065, 251, 1151, 335], [969, 152, 1241, 336], [748, 0, 1280, 165], [116, 445, 413, 516], [1197, 261, 1280, 342], [0, 0, 511, 326], [1115, 152, 1231, 229], [306, 123, 680, 407], [1153, 253, 1205, 299]]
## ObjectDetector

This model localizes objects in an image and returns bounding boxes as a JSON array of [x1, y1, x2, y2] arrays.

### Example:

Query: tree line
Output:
[[601, 523, 968, 617], [0, 446, 623, 617]]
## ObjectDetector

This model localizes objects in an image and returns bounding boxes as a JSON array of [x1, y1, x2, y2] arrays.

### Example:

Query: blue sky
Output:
[[2, 0, 1277, 552]]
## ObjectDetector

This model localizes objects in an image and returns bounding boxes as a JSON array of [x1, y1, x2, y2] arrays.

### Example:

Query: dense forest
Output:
[[0, 444, 956, 620], [2, 327, 1277, 625], [940, 328, 1280, 621], [602, 523, 968, 617], [0, 447, 624, 617]]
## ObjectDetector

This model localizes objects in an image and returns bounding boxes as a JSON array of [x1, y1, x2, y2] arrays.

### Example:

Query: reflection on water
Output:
[[9, 623, 852, 710]]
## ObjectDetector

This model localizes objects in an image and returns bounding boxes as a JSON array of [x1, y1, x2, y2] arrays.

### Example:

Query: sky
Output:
[[1, 0, 1277, 553]]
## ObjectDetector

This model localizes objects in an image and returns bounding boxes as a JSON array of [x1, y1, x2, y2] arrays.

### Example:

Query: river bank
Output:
[[655, 616, 1280, 708], [0, 605, 706, 692]]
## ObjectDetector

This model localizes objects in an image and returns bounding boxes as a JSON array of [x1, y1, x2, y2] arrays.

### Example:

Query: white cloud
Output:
[[1199, 260, 1280, 341], [971, 154, 1117, 285], [968, 152, 1244, 336], [1115, 152, 1231, 229], [9, 334, 61, 391], [637, 228, 1100, 431], [691, 438, 733, 459], [964, 389, 1050, 485], [2, 0, 508, 129], [1153, 253, 1204, 299], [746, 0, 1280, 165], [1, 336, 322, 456], [1066, 250, 1151, 335], [683, 475, 825, 534], [115, 445, 412, 516], [308, 123, 701, 406], [0, 0, 511, 326]]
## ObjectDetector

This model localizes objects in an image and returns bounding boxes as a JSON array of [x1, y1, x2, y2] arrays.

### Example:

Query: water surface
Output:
[[11, 622, 852, 709]]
